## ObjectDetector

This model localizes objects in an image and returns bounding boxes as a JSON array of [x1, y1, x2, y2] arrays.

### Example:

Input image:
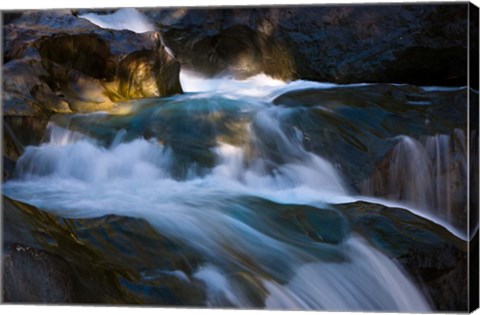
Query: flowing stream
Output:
[[5, 70, 471, 310]]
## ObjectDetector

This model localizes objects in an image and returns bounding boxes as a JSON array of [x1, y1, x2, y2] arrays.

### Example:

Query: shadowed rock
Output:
[[190, 25, 294, 80], [38, 34, 116, 81], [144, 4, 468, 85]]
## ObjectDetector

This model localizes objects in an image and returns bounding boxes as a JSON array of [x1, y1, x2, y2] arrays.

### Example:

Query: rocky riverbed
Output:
[[2, 4, 478, 311]]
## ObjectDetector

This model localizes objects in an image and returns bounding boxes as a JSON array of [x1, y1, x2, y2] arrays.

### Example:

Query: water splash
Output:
[[179, 69, 372, 100], [79, 8, 154, 33]]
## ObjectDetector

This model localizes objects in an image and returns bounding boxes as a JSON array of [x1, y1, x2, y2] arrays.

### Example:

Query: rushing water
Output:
[[361, 130, 467, 231], [4, 70, 471, 310], [79, 8, 155, 33]]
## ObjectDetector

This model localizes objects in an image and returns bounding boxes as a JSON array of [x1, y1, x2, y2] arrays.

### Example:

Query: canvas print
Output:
[[1, 1, 479, 312]]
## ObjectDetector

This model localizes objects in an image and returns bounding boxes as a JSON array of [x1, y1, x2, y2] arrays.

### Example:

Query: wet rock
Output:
[[3, 115, 49, 162], [38, 34, 117, 81], [272, 84, 467, 192], [360, 129, 469, 232], [3, 10, 183, 116], [116, 40, 182, 100], [3, 156, 17, 180], [2, 58, 57, 115], [189, 25, 294, 80], [2, 243, 75, 303], [2, 196, 205, 305]]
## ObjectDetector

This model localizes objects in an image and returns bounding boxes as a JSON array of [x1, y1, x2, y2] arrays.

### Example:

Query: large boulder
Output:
[[142, 3, 468, 85], [2, 10, 183, 115], [2, 10, 183, 173], [3, 10, 152, 62]]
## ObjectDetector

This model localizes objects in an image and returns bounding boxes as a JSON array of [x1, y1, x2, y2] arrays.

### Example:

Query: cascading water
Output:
[[5, 70, 470, 311], [361, 130, 468, 232]]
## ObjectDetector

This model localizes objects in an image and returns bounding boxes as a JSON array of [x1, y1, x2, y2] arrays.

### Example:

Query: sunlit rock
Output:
[[116, 37, 182, 100]]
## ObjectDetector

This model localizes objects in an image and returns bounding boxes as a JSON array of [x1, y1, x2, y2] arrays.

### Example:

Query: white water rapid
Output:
[[5, 70, 465, 311]]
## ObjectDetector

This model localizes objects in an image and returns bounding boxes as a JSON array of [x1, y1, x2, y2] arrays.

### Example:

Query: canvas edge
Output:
[[469, 1, 480, 313]]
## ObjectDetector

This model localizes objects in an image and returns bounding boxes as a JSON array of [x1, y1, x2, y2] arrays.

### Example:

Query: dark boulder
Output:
[[3, 10, 152, 62], [189, 25, 294, 80], [38, 34, 116, 81], [144, 4, 468, 85]]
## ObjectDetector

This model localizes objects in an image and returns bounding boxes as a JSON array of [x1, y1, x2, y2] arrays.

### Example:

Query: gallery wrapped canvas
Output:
[[1, 1, 479, 312]]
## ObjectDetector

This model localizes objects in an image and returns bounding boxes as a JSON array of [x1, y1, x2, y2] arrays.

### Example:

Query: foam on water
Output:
[[179, 70, 372, 100], [79, 8, 154, 33], [179, 70, 286, 98], [6, 120, 350, 215]]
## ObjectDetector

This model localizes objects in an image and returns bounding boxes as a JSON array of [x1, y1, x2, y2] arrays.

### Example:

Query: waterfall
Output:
[[361, 130, 467, 231], [3, 95, 430, 310], [6, 74, 470, 311]]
